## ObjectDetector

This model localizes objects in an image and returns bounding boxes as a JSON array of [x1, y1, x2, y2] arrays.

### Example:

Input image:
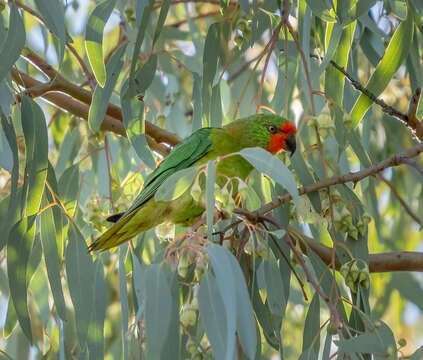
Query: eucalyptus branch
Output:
[[11, 68, 170, 156], [291, 226, 423, 273], [378, 174, 422, 226], [15, 48, 181, 146], [233, 141, 423, 217], [311, 54, 423, 141]]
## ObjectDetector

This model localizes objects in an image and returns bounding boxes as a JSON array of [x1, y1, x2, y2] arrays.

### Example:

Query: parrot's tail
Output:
[[88, 212, 137, 252]]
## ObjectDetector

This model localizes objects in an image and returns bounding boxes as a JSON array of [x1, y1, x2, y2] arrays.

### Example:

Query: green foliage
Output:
[[0, 0, 423, 359]]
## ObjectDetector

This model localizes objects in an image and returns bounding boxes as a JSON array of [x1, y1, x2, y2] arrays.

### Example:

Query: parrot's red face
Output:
[[266, 122, 297, 155]]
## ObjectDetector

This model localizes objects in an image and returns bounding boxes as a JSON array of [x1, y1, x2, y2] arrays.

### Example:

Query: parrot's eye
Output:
[[266, 125, 278, 134]]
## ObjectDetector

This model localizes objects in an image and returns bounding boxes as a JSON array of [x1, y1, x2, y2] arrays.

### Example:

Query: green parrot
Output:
[[88, 114, 296, 251]]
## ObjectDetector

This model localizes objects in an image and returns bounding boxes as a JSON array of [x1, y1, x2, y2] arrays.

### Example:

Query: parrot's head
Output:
[[253, 114, 297, 156]]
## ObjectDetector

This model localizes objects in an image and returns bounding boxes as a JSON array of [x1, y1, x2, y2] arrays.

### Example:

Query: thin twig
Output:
[[378, 174, 422, 226], [256, 21, 283, 112]]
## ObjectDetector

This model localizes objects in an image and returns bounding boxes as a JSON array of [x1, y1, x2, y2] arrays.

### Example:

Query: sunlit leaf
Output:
[[85, 0, 117, 86], [7, 217, 36, 343], [88, 44, 126, 131], [20, 96, 48, 217], [40, 196, 66, 321], [350, 10, 413, 126]]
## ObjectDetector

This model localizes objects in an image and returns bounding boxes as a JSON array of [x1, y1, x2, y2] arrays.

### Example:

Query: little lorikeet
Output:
[[88, 114, 296, 251]]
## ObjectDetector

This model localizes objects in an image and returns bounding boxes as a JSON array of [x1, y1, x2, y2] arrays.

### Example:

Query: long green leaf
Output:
[[206, 160, 215, 239], [302, 293, 320, 354], [119, 245, 129, 360], [206, 244, 237, 360], [198, 272, 228, 360], [88, 44, 126, 131], [40, 196, 67, 321], [20, 96, 48, 217], [263, 255, 287, 317], [240, 147, 299, 207], [152, 0, 170, 45], [202, 23, 220, 126], [7, 217, 35, 343], [144, 264, 172, 359], [85, 0, 117, 86], [0, 4, 25, 82], [0, 114, 19, 251], [65, 224, 95, 350], [121, 55, 157, 168], [87, 259, 106, 360], [324, 21, 356, 106], [350, 10, 413, 126]]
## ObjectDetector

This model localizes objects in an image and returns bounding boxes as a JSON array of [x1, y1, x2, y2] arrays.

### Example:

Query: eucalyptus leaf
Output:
[[144, 264, 172, 359], [240, 147, 299, 207], [85, 0, 117, 86], [0, 4, 25, 82]]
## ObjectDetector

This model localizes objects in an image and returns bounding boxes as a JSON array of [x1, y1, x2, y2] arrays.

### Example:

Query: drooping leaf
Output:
[[263, 255, 287, 317], [20, 96, 48, 217], [350, 10, 413, 126], [0, 4, 25, 82], [206, 160, 215, 239], [302, 293, 320, 354], [58, 165, 80, 217], [144, 264, 172, 359], [88, 44, 126, 131], [198, 272, 228, 360], [40, 196, 67, 321], [119, 245, 129, 360], [121, 55, 158, 168], [240, 147, 299, 206], [324, 21, 356, 107], [65, 224, 95, 350], [7, 217, 36, 343], [229, 254, 257, 360], [85, 0, 117, 86], [0, 113, 19, 251], [202, 23, 220, 126], [152, 0, 170, 45], [87, 259, 106, 360]]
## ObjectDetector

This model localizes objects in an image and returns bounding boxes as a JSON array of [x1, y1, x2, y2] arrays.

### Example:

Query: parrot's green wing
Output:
[[120, 128, 213, 219]]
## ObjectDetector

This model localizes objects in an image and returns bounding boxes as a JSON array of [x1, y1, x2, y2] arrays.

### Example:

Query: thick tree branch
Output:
[[11, 69, 170, 156], [291, 226, 423, 273], [20, 48, 182, 147]]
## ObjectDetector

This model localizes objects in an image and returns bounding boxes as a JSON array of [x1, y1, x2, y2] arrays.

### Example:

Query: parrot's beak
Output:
[[284, 132, 296, 157]]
